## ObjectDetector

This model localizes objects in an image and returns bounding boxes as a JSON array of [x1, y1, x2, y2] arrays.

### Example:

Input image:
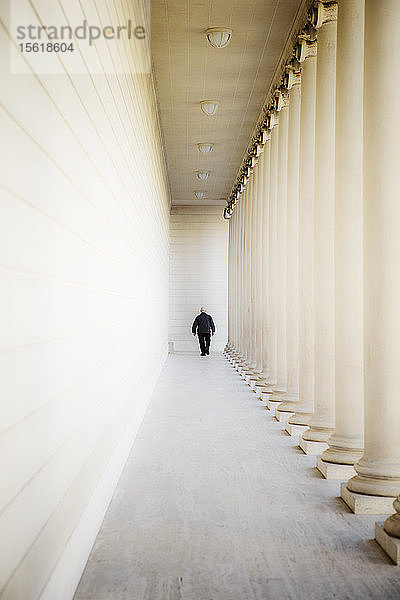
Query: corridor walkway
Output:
[[74, 355, 400, 600]]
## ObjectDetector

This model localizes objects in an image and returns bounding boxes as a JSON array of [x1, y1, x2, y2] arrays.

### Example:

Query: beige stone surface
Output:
[[375, 523, 400, 566], [316, 457, 356, 481], [341, 483, 396, 516], [267, 399, 282, 415], [276, 410, 294, 424], [299, 437, 329, 456], [285, 423, 309, 437], [74, 355, 400, 599]]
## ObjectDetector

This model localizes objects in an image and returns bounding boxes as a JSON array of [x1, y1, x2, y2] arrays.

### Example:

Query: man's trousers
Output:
[[198, 332, 211, 355]]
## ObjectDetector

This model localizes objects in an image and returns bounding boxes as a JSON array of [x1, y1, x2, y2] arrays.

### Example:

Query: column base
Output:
[[340, 482, 396, 515], [260, 390, 273, 403], [289, 411, 312, 426], [316, 457, 356, 480], [240, 371, 252, 379], [249, 376, 263, 390], [285, 423, 309, 437], [269, 390, 286, 402], [245, 373, 259, 386], [260, 386, 273, 395], [375, 523, 400, 565], [321, 445, 364, 466], [302, 426, 335, 443], [267, 398, 283, 416], [299, 436, 328, 456], [255, 385, 267, 399], [276, 410, 294, 424]]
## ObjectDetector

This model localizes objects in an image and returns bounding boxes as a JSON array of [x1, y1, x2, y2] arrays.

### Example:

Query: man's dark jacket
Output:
[[192, 313, 215, 334]]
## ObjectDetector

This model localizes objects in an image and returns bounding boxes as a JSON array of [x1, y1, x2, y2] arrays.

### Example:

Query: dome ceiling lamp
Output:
[[197, 143, 214, 153], [200, 100, 219, 116], [196, 170, 210, 180], [205, 27, 233, 49], [194, 191, 207, 200]]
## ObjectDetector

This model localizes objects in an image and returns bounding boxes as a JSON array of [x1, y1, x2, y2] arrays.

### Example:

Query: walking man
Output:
[[192, 307, 215, 356]]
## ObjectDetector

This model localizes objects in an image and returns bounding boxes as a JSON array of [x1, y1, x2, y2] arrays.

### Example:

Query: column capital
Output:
[[274, 88, 289, 112], [283, 63, 302, 90], [266, 108, 279, 129], [260, 127, 272, 144], [295, 36, 317, 63], [309, 1, 338, 29]]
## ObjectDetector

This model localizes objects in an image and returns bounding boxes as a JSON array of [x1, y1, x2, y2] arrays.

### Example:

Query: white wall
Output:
[[0, 1, 170, 599], [169, 206, 228, 353]]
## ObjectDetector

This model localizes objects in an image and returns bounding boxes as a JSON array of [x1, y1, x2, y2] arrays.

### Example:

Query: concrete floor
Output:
[[74, 354, 400, 600]]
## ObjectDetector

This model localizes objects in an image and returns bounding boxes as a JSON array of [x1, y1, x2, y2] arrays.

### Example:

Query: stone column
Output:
[[230, 199, 239, 362], [265, 116, 280, 412], [270, 91, 289, 409], [226, 209, 233, 353], [245, 164, 262, 385], [242, 184, 252, 370], [318, 0, 365, 480], [247, 169, 257, 375], [244, 172, 255, 372], [250, 162, 261, 374], [243, 177, 255, 374], [277, 68, 301, 420], [254, 148, 265, 377], [228, 207, 238, 358], [342, 0, 400, 520], [300, 2, 337, 456], [233, 206, 239, 356], [287, 35, 317, 434], [257, 135, 272, 401], [236, 189, 246, 367]]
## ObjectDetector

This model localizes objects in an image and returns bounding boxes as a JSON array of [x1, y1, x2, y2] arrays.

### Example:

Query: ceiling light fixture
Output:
[[194, 191, 207, 199], [200, 100, 219, 116], [196, 170, 210, 180], [197, 143, 214, 154], [206, 27, 233, 49]]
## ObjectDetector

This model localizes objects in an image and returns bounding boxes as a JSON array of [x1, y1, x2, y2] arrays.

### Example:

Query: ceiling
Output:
[[151, 0, 303, 206]]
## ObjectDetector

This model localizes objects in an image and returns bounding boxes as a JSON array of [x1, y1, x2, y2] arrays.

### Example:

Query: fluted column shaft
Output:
[[230, 208, 238, 350], [261, 139, 271, 382], [248, 170, 257, 371], [347, 0, 400, 498], [245, 178, 254, 367], [289, 45, 317, 426], [243, 185, 252, 364], [303, 9, 337, 444], [254, 150, 265, 374], [267, 123, 279, 386], [234, 207, 239, 350], [227, 209, 233, 348], [279, 81, 301, 411], [249, 164, 259, 370], [272, 103, 289, 396], [236, 196, 242, 356], [238, 190, 246, 359], [322, 0, 364, 465]]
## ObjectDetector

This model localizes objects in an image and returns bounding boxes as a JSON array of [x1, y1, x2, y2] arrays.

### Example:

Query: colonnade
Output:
[[225, 0, 400, 565]]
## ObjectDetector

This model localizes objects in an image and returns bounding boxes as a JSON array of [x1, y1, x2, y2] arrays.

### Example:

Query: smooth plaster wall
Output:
[[0, 1, 170, 598], [169, 205, 228, 353]]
